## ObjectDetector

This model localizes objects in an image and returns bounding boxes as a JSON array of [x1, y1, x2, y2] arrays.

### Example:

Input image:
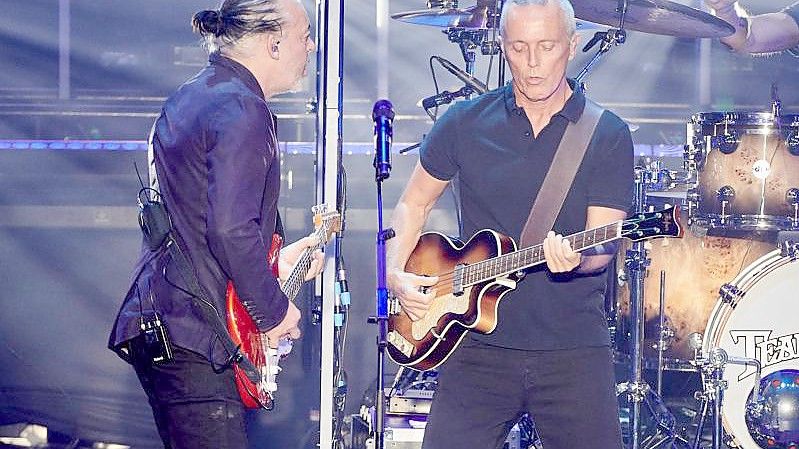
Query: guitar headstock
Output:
[[621, 206, 683, 242], [312, 204, 342, 244]]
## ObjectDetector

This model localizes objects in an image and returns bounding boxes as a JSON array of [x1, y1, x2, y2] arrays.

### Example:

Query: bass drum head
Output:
[[702, 250, 799, 449]]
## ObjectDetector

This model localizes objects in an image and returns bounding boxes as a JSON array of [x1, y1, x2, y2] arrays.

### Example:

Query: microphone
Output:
[[372, 99, 394, 181], [433, 56, 487, 95], [418, 86, 474, 110]]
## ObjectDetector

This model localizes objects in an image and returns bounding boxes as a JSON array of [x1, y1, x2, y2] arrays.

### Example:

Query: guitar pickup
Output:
[[388, 330, 414, 358], [452, 264, 465, 296]]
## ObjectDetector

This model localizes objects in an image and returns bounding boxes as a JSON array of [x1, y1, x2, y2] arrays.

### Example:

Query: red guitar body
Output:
[[225, 233, 282, 409]]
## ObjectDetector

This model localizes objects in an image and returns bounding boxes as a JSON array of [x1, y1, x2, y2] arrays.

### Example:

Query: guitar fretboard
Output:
[[461, 221, 621, 286], [282, 227, 328, 301]]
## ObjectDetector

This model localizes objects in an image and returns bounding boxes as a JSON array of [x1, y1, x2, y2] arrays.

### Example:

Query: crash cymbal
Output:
[[391, 5, 490, 29], [392, 5, 606, 31], [571, 0, 734, 38]]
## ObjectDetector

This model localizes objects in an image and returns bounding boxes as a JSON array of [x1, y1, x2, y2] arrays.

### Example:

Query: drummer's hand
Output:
[[543, 231, 582, 273], [704, 0, 737, 15], [388, 269, 439, 322]]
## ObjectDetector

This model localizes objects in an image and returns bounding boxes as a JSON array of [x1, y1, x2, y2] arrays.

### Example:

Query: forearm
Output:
[[576, 242, 619, 274], [387, 199, 432, 273], [714, 4, 799, 53], [746, 13, 799, 53]]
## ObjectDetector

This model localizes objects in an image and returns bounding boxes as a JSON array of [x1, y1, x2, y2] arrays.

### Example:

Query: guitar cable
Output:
[[332, 144, 350, 449]]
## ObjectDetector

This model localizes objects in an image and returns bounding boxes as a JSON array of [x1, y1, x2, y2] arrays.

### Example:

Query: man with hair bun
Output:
[[387, 0, 631, 448], [108, 0, 320, 447]]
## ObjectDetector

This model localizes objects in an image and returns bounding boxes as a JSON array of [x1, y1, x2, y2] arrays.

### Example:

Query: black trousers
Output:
[[422, 340, 623, 449], [128, 337, 247, 449]]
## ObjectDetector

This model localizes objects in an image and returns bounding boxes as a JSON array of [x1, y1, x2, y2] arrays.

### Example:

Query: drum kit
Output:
[[391, 1, 799, 449]]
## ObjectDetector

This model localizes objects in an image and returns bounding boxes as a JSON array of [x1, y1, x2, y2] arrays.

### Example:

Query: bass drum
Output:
[[702, 249, 799, 449], [615, 213, 773, 370]]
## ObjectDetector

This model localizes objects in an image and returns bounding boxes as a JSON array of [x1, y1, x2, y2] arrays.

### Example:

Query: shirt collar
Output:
[[503, 78, 586, 123], [209, 52, 265, 100]]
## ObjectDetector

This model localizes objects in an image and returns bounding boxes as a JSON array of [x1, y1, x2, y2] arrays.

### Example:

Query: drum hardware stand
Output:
[[444, 26, 502, 91], [655, 270, 672, 397], [617, 166, 681, 449], [778, 231, 799, 258], [688, 337, 763, 449], [428, 0, 459, 8], [575, 0, 629, 85]]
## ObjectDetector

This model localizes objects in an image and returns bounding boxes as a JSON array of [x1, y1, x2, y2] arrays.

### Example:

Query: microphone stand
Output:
[[370, 100, 395, 449], [373, 184, 394, 449]]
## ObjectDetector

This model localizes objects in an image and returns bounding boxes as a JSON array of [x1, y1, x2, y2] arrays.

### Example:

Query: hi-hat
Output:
[[570, 0, 735, 38]]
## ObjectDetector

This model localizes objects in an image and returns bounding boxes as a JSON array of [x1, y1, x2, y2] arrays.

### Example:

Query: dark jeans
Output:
[[128, 337, 247, 449], [422, 340, 622, 449]]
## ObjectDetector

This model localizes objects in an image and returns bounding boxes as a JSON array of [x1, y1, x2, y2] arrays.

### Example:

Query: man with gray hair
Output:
[[387, 0, 631, 447], [108, 0, 322, 447]]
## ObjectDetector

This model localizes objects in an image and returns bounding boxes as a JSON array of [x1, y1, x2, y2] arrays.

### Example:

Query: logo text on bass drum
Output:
[[730, 330, 799, 380]]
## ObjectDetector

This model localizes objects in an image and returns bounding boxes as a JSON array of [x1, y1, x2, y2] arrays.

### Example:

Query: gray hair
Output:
[[499, 0, 577, 36], [192, 0, 287, 53]]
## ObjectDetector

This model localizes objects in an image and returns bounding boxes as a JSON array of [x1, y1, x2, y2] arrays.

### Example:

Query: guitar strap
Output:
[[519, 98, 605, 247]]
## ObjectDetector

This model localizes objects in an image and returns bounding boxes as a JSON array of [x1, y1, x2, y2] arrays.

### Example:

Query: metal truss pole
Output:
[[315, 0, 344, 448]]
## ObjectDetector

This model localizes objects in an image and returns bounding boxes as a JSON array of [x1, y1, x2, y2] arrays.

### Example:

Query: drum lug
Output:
[[784, 129, 799, 156], [716, 185, 736, 220], [786, 188, 799, 228], [711, 130, 739, 155], [719, 283, 742, 304], [779, 235, 799, 259]]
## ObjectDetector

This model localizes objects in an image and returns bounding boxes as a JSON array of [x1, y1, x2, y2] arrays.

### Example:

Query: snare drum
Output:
[[702, 249, 799, 449], [616, 214, 773, 370], [686, 112, 799, 232]]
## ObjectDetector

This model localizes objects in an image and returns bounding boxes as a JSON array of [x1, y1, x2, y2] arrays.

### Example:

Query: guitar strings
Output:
[[418, 221, 624, 293]]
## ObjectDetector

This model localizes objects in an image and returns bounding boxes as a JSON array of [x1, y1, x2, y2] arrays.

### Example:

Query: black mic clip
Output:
[[420, 85, 475, 110], [582, 29, 626, 53]]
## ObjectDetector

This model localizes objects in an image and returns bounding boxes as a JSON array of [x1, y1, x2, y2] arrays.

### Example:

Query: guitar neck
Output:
[[281, 233, 327, 301], [282, 249, 312, 301], [462, 221, 622, 286]]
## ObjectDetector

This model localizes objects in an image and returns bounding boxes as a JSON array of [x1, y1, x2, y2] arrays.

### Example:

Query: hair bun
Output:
[[192, 9, 224, 37]]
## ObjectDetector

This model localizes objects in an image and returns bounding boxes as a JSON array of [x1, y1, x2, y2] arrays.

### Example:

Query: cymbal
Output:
[[570, 0, 735, 38], [392, 6, 606, 31], [391, 6, 490, 29]]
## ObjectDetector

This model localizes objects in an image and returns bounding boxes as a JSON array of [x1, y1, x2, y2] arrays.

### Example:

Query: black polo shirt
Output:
[[420, 81, 633, 350]]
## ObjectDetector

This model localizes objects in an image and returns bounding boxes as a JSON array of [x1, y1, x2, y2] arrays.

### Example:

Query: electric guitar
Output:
[[386, 207, 683, 371], [226, 205, 340, 409]]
